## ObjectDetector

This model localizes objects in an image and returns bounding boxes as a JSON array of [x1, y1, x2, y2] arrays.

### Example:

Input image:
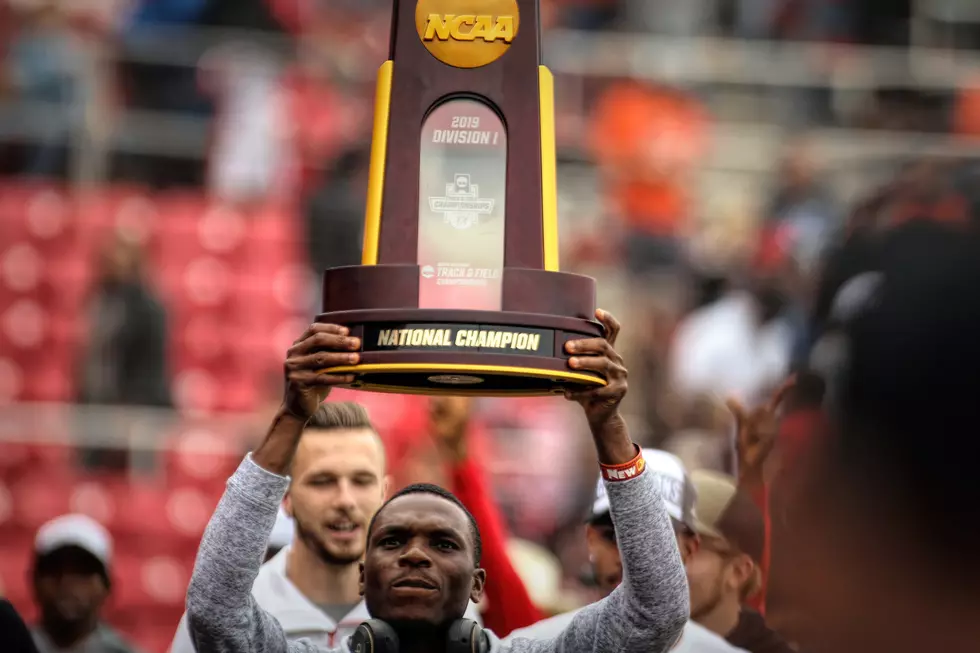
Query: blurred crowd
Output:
[[2, 1, 980, 653]]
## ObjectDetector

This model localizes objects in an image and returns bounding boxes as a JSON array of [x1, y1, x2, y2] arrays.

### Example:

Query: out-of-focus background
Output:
[[1, 0, 979, 651]]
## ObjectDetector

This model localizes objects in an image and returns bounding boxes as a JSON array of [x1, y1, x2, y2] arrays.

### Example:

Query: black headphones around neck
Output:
[[350, 618, 490, 653]]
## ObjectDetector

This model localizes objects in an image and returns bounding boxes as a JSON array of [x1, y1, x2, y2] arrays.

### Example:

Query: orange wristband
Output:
[[599, 446, 646, 482]]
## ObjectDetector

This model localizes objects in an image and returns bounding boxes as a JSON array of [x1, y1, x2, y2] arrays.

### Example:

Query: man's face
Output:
[[284, 428, 388, 565], [687, 536, 752, 620], [361, 493, 485, 627], [586, 517, 698, 598], [33, 547, 108, 628]]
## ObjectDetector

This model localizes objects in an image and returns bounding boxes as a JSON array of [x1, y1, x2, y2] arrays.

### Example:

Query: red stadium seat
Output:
[[68, 476, 126, 528], [165, 427, 239, 485], [0, 184, 72, 252], [111, 553, 153, 609], [0, 356, 26, 403], [140, 554, 193, 606], [0, 541, 33, 614], [10, 474, 71, 532], [75, 186, 158, 246], [171, 368, 221, 413], [0, 442, 31, 476], [0, 478, 14, 529], [165, 486, 218, 542]]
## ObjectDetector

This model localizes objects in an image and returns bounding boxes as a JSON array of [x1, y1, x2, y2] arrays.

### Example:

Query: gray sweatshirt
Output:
[[185, 454, 689, 653]]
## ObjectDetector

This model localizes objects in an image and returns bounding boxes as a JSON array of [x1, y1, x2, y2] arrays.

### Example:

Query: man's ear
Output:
[[469, 568, 487, 604], [583, 524, 604, 562], [382, 474, 393, 501], [359, 561, 365, 597], [728, 554, 756, 594], [282, 495, 294, 518]]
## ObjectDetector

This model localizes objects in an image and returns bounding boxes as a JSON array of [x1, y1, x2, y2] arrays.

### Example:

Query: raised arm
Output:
[[184, 324, 360, 653], [726, 377, 797, 614], [502, 310, 689, 653]]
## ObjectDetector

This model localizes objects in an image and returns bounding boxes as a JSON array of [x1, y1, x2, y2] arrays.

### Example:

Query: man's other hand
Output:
[[282, 323, 360, 420]]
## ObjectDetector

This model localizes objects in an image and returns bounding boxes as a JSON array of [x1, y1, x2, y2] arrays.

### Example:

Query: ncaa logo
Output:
[[421, 265, 435, 278], [414, 0, 520, 69]]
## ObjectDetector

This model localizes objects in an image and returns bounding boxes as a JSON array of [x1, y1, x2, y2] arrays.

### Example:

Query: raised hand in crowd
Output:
[[429, 395, 473, 465], [726, 377, 796, 487]]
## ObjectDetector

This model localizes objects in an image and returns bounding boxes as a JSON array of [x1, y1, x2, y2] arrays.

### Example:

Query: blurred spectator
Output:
[[661, 393, 733, 473], [548, 0, 620, 30], [953, 75, 980, 138], [77, 233, 169, 470], [5, 1, 82, 178], [1, 598, 40, 653], [506, 449, 746, 652], [304, 144, 371, 277], [31, 514, 141, 653], [668, 275, 793, 407], [625, 0, 714, 37], [588, 80, 709, 283], [79, 233, 170, 409], [200, 40, 292, 204], [784, 212, 980, 653], [113, 0, 213, 187], [688, 471, 793, 653], [763, 139, 840, 277], [506, 538, 581, 617], [852, 0, 911, 46]]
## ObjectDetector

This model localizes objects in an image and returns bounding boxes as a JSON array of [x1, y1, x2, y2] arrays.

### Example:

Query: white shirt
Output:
[[170, 546, 481, 652], [505, 609, 747, 653], [669, 292, 792, 406]]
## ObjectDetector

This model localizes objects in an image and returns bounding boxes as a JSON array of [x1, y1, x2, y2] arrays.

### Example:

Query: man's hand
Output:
[[726, 376, 796, 486], [253, 324, 359, 475], [564, 309, 634, 465], [282, 323, 360, 420], [429, 396, 472, 464]]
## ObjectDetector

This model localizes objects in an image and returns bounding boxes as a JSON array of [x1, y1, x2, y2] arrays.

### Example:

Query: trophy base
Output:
[[317, 266, 605, 397], [314, 309, 604, 397]]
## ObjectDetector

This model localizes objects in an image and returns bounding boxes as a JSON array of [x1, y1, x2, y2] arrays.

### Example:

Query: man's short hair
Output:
[[366, 483, 482, 564], [291, 402, 385, 476], [307, 402, 375, 431]]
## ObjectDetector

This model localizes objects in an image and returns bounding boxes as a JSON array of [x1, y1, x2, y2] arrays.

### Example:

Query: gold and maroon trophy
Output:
[[317, 0, 605, 396]]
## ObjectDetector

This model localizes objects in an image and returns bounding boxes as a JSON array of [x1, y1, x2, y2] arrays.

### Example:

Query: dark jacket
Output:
[[1, 600, 39, 653], [728, 609, 797, 653], [79, 280, 171, 408]]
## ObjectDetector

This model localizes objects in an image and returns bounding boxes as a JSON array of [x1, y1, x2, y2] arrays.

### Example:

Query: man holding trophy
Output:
[[184, 314, 689, 653], [185, 0, 690, 650]]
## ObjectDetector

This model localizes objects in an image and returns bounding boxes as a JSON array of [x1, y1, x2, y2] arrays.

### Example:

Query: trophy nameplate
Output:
[[316, 0, 605, 396]]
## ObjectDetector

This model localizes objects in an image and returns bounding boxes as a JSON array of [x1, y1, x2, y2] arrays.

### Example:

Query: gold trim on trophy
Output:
[[362, 60, 394, 266]]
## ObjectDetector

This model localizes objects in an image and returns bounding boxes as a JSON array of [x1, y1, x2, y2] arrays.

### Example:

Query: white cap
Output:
[[591, 449, 694, 525], [268, 507, 295, 550], [35, 514, 112, 568]]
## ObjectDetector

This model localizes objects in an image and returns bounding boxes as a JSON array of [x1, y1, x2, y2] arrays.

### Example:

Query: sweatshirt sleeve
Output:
[[500, 464, 689, 653], [451, 457, 543, 636], [184, 455, 333, 653]]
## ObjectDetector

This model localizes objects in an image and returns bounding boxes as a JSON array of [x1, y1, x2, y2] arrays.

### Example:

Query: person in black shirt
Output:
[[1, 599, 40, 653]]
